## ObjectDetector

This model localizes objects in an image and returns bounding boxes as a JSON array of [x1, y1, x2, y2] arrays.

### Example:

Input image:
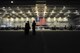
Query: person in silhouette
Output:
[[69, 25, 73, 30], [64, 25, 67, 30], [32, 20, 36, 35], [25, 21, 30, 35], [54, 25, 56, 30]]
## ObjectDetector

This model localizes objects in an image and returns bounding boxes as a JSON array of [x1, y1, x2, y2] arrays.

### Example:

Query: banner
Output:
[[36, 17, 46, 26]]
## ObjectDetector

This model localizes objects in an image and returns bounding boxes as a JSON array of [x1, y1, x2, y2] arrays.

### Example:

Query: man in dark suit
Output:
[[32, 20, 36, 35]]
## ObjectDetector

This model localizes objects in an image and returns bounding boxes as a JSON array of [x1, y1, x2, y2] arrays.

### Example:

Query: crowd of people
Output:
[[50, 25, 76, 30], [0, 21, 80, 31]]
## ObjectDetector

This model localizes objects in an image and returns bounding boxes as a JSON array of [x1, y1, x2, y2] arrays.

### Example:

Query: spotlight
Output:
[[19, 11, 23, 14], [8, 7, 12, 10], [53, 17, 56, 21], [10, 18, 14, 22], [31, 17, 35, 21], [15, 18, 19, 21], [21, 18, 24, 21], [59, 10, 63, 13], [11, 1, 14, 3], [26, 17, 29, 21], [27, 10, 32, 15], [54, 6, 56, 10], [67, 10, 71, 14], [58, 17, 62, 21], [47, 17, 51, 22], [74, 10, 80, 15], [51, 10, 55, 13], [62, 6, 66, 10], [7, 18, 9, 21], [12, 11, 16, 14], [2, 7, 5, 9], [63, 17, 68, 21], [17, 7, 20, 10], [2, 7, 6, 10]]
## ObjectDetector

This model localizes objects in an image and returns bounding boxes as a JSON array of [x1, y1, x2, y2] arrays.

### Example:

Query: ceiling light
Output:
[[12, 11, 16, 14], [59, 10, 63, 13], [19, 11, 23, 14], [11, 1, 14, 3], [62, 6, 66, 10]]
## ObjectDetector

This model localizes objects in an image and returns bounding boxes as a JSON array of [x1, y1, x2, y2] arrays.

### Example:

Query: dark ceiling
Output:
[[0, 0, 80, 6]]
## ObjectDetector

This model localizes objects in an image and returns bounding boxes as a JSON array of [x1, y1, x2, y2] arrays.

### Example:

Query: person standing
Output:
[[64, 25, 67, 30], [32, 20, 36, 35], [25, 21, 30, 35]]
